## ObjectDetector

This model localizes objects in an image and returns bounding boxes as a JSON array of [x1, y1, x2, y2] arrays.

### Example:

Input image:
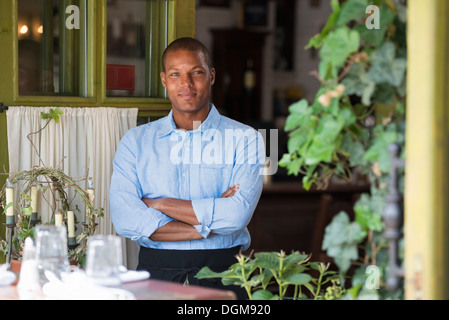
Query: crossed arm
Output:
[[142, 185, 239, 242]]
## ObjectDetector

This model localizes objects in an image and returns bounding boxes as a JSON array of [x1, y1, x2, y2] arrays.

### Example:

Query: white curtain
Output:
[[6, 106, 139, 268]]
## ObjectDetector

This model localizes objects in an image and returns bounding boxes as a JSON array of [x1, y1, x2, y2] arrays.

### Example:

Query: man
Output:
[[110, 37, 264, 298]]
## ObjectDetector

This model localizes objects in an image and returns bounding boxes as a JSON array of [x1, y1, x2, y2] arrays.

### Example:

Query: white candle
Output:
[[30, 185, 37, 213], [86, 179, 95, 222], [5, 179, 14, 218], [55, 210, 63, 226], [87, 179, 95, 204], [67, 210, 75, 238]]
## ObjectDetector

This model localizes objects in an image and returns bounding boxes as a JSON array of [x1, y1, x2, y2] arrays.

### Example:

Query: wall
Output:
[[195, 0, 332, 122]]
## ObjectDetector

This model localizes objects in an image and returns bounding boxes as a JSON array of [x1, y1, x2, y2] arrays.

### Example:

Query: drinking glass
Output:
[[85, 235, 122, 286], [35, 225, 70, 285]]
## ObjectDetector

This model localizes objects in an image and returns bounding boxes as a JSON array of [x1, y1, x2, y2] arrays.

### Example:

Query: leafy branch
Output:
[[280, 0, 406, 299]]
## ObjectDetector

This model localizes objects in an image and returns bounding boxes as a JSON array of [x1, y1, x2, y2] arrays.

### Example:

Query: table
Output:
[[0, 278, 236, 300]]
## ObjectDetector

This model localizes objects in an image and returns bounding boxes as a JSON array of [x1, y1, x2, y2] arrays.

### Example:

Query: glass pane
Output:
[[106, 0, 172, 98], [18, 0, 88, 96]]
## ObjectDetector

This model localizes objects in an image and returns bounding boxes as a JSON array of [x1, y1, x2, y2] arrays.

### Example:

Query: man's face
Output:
[[160, 49, 215, 116]]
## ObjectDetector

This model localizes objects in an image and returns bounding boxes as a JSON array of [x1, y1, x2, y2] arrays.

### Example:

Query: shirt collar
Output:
[[157, 104, 221, 138]]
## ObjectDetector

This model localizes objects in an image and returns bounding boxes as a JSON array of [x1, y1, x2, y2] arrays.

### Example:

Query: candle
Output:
[[55, 210, 63, 226], [67, 210, 75, 237], [86, 179, 95, 223], [67, 210, 76, 245], [30, 185, 37, 213], [87, 180, 95, 205], [5, 178, 14, 224]]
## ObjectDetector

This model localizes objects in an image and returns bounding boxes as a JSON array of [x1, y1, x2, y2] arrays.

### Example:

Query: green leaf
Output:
[[355, 7, 395, 47], [285, 99, 315, 132], [278, 153, 292, 168], [367, 41, 407, 87], [322, 211, 366, 274], [2, 202, 13, 215], [254, 252, 280, 271], [340, 132, 367, 167], [363, 127, 398, 172], [287, 273, 312, 286], [22, 206, 33, 216], [252, 289, 275, 300], [319, 27, 360, 79], [302, 174, 316, 191], [336, 0, 368, 27], [221, 277, 245, 286], [305, 0, 341, 49], [287, 129, 309, 154], [303, 114, 344, 165], [354, 194, 384, 232], [41, 107, 64, 123], [284, 251, 310, 265], [341, 63, 376, 106], [195, 266, 235, 280], [286, 157, 304, 176]]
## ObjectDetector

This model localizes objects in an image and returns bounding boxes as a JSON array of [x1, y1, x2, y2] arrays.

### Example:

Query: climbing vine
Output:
[[279, 0, 406, 299]]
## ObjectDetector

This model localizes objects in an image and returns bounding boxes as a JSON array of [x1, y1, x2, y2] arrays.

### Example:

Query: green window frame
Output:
[[0, 0, 195, 109], [0, 0, 195, 187]]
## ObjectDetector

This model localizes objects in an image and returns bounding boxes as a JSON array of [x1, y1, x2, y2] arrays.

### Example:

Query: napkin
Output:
[[0, 264, 16, 286], [119, 270, 150, 283], [42, 270, 136, 300]]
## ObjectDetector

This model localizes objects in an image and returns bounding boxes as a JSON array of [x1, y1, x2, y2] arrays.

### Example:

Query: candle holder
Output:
[[3, 221, 15, 270], [29, 212, 41, 228], [68, 240, 79, 251]]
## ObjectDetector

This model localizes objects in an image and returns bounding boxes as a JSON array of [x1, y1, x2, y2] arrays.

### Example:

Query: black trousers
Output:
[[137, 246, 247, 300]]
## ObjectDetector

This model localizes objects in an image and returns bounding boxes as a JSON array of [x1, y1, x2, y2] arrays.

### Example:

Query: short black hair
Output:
[[161, 37, 212, 72]]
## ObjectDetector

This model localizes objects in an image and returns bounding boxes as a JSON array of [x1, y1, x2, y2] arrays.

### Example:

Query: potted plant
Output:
[[196, 250, 347, 300], [0, 108, 103, 268], [278, 0, 406, 299]]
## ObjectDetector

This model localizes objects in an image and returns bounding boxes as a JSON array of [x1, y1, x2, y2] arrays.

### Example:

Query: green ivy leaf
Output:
[[306, 0, 341, 49], [355, 6, 395, 47], [287, 128, 309, 154], [354, 194, 384, 232], [340, 132, 367, 167], [363, 126, 398, 172], [41, 107, 63, 123], [342, 63, 376, 106], [22, 206, 33, 216], [367, 41, 407, 87], [319, 26, 360, 79], [336, 0, 368, 27], [322, 211, 366, 274]]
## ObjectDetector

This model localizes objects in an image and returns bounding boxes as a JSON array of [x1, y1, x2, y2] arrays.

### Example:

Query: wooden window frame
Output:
[[0, 0, 195, 112], [0, 0, 196, 215]]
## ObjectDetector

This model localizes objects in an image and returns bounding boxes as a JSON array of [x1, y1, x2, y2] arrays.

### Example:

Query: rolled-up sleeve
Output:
[[110, 131, 173, 243], [191, 130, 264, 236]]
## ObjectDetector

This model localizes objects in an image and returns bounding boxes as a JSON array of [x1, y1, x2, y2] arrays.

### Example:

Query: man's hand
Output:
[[220, 184, 239, 198], [144, 184, 239, 241], [142, 184, 240, 213]]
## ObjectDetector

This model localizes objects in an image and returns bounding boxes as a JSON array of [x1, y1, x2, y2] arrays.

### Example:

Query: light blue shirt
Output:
[[110, 104, 264, 251]]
